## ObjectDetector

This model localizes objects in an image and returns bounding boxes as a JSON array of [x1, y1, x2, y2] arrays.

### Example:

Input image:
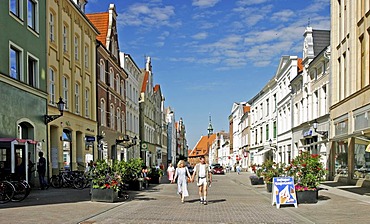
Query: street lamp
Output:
[[312, 119, 328, 138], [44, 97, 65, 124]]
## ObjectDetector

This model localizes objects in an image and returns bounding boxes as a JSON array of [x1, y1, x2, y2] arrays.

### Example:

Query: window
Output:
[[116, 74, 120, 91], [10, 0, 22, 18], [109, 68, 114, 87], [99, 60, 105, 82], [273, 121, 277, 138], [10, 45, 22, 80], [266, 124, 269, 141], [27, 0, 38, 31], [116, 108, 121, 132], [63, 25, 68, 52], [27, 55, 38, 87], [110, 104, 114, 129], [266, 99, 269, 116], [75, 83, 80, 114], [360, 36, 366, 88], [49, 12, 54, 42], [85, 88, 89, 117], [84, 44, 88, 68], [74, 35, 79, 60], [62, 76, 69, 109], [100, 99, 106, 126], [49, 68, 55, 104], [120, 80, 124, 97]]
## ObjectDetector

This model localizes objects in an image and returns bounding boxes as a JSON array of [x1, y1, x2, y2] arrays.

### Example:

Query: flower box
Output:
[[91, 188, 119, 203], [249, 176, 264, 185], [296, 190, 318, 204]]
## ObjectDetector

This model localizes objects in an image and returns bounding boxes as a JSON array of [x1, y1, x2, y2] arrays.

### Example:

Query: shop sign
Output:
[[85, 136, 95, 142], [303, 129, 312, 137], [272, 177, 297, 209]]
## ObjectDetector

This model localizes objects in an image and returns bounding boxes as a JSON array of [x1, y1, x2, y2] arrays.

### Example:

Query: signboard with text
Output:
[[272, 177, 297, 209]]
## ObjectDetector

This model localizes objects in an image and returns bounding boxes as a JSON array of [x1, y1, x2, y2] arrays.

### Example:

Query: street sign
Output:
[[272, 177, 298, 209], [85, 136, 95, 142]]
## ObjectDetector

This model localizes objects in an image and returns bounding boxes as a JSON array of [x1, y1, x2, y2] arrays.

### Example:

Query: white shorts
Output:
[[197, 178, 207, 187]]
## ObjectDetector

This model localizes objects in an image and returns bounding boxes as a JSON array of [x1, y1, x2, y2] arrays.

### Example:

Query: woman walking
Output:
[[171, 160, 192, 203], [167, 163, 175, 183]]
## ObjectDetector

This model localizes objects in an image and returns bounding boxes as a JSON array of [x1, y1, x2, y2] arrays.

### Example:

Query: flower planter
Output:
[[249, 176, 264, 185], [296, 190, 318, 204], [91, 188, 119, 203], [266, 182, 272, 192], [128, 179, 144, 191]]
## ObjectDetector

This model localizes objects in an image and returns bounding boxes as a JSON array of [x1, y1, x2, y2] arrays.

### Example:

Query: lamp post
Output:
[[269, 139, 277, 162], [312, 119, 328, 138], [207, 114, 213, 163], [44, 97, 65, 124]]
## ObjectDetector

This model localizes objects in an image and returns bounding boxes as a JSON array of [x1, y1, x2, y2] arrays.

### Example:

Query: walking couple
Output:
[[171, 156, 212, 205]]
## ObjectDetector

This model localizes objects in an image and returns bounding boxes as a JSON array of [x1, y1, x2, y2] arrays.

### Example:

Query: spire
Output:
[[207, 114, 213, 137]]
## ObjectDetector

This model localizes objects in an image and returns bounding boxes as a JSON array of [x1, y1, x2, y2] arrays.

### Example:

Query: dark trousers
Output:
[[38, 172, 47, 189]]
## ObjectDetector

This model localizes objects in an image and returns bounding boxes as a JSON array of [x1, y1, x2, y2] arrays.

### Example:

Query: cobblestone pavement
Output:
[[1, 172, 370, 224]]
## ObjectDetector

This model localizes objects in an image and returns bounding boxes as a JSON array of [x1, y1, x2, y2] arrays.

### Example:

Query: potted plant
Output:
[[89, 160, 123, 202], [249, 164, 264, 185], [285, 151, 327, 203], [260, 160, 285, 192], [148, 167, 163, 184], [121, 158, 144, 190]]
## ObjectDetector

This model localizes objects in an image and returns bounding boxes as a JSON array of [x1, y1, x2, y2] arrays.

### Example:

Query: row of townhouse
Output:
[[0, 0, 187, 186], [229, 1, 370, 184]]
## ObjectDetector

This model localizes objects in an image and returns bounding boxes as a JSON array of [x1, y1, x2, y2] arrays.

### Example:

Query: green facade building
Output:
[[0, 0, 47, 185]]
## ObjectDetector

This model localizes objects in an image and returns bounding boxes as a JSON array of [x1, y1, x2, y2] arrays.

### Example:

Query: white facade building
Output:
[[275, 56, 300, 164], [120, 52, 141, 160], [248, 78, 278, 165]]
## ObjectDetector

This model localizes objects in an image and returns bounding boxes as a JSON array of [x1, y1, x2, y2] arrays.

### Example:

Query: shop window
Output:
[[334, 140, 348, 177], [353, 137, 370, 179], [354, 111, 370, 131]]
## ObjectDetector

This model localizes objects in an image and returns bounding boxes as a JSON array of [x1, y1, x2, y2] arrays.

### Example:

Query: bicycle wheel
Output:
[[11, 181, 28, 202], [0, 181, 15, 204], [50, 175, 62, 188], [73, 176, 86, 190]]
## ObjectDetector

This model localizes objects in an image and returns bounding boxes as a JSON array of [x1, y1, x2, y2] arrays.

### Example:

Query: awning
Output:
[[255, 148, 272, 156], [0, 138, 38, 144]]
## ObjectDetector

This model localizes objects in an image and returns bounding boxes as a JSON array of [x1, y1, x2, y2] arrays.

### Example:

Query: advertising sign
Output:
[[272, 177, 298, 209]]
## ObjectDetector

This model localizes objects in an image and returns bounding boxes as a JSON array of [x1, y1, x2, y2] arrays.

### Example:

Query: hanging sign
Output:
[[272, 177, 298, 209]]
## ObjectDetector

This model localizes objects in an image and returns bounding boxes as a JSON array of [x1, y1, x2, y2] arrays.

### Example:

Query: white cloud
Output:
[[236, 0, 271, 6], [119, 3, 179, 28], [271, 10, 295, 22], [192, 32, 208, 40], [192, 0, 221, 8]]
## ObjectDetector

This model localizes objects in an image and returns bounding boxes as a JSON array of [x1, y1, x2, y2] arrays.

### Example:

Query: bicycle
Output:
[[0, 180, 15, 204]]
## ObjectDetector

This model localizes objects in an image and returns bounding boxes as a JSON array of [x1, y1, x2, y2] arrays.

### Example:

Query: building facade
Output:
[[248, 79, 277, 166], [46, 0, 99, 174], [0, 0, 47, 184], [330, 1, 370, 182], [87, 4, 129, 162], [291, 27, 330, 170], [120, 52, 141, 160], [139, 57, 164, 167]]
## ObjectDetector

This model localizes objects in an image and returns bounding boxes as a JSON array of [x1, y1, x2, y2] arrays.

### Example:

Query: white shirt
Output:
[[196, 164, 206, 177]]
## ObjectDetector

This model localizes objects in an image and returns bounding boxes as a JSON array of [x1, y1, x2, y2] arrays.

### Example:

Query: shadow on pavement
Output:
[[321, 181, 370, 196]]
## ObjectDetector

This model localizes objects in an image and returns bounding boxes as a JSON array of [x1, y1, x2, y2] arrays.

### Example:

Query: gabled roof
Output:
[[188, 134, 216, 157], [86, 12, 109, 47], [141, 71, 149, 93], [297, 58, 303, 73], [154, 84, 160, 92]]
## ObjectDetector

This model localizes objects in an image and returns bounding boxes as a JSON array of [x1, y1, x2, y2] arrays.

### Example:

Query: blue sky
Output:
[[85, 0, 330, 149]]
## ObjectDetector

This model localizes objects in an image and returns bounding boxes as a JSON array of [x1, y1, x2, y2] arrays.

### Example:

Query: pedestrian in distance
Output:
[[37, 151, 48, 190], [236, 163, 241, 175], [171, 160, 192, 203], [191, 155, 212, 205], [167, 163, 175, 183]]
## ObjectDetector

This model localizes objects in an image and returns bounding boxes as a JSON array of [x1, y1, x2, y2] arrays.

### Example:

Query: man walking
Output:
[[191, 156, 212, 205]]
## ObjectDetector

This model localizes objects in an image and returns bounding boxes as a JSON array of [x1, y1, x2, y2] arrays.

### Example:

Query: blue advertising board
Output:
[[272, 177, 297, 209]]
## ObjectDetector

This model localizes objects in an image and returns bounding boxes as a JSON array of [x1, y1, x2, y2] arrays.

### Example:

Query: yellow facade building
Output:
[[46, 0, 99, 174]]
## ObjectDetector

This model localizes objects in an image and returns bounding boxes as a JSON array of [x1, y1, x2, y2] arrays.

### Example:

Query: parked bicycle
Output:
[[49, 170, 88, 189], [0, 180, 15, 204]]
